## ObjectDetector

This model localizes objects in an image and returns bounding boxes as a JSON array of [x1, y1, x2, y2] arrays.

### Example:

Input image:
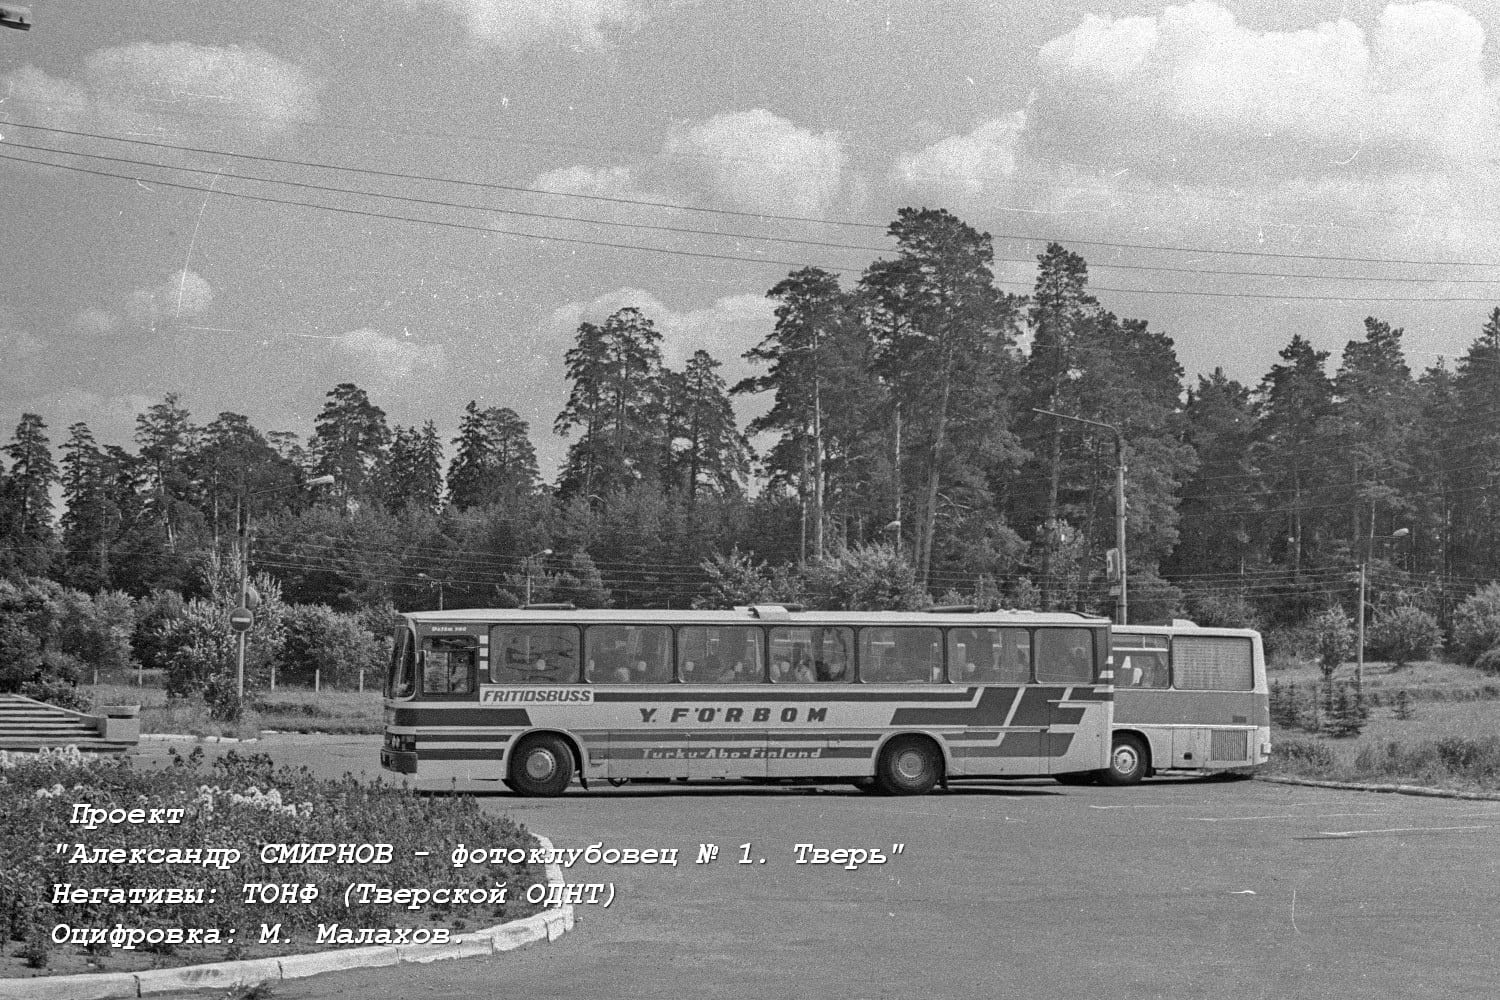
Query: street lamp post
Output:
[[524, 549, 553, 606], [1357, 526, 1410, 695], [236, 474, 334, 702], [1033, 409, 1128, 624]]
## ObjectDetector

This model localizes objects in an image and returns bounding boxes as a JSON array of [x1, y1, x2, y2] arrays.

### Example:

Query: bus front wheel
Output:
[[876, 737, 941, 795], [1100, 734, 1147, 787], [508, 734, 574, 797]]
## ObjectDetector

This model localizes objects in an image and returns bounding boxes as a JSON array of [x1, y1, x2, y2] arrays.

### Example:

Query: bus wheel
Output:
[[508, 734, 574, 797], [1100, 734, 1147, 787], [1054, 771, 1098, 786], [876, 737, 941, 795]]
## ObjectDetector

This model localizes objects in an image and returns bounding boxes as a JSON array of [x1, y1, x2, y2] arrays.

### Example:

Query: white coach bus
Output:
[[1054, 621, 1269, 786], [381, 604, 1115, 796]]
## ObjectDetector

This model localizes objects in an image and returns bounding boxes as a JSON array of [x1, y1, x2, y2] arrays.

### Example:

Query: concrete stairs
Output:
[[0, 693, 139, 753]]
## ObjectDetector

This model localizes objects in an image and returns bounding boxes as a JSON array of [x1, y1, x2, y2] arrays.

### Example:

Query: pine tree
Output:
[[310, 383, 390, 502], [555, 307, 666, 501], [859, 208, 1024, 584], [448, 404, 538, 509], [668, 350, 751, 501], [0, 413, 58, 578]]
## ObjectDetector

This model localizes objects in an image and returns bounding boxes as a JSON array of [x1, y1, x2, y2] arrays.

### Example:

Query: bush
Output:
[[695, 548, 802, 609], [132, 589, 186, 674], [56, 588, 136, 680], [1272, 738, 1336, 769], [1183, 591, 1265, 631], [799, 544, 929, 611], [1367, 604, 1442, 668], [0, 747, 547, 970], [1124, 568, 1184, 625], [279, 604, 384, 688], [1452, 582, 1500, 665], [1474, 646, 1500, 675], [1311, 607, 1354, 680]]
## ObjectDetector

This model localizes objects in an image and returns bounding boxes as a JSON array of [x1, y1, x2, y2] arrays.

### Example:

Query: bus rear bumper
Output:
[[381, 749, 418, 774]]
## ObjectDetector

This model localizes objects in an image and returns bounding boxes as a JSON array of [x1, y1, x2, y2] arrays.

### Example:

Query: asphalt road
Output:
[[132, 736, 1500, 999]]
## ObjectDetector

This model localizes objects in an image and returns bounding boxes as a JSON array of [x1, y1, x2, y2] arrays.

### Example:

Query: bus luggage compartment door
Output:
[[1170, 727, 1210, 768]]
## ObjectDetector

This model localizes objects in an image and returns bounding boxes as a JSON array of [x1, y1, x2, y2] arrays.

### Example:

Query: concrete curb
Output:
[[137, 735, 259, 744], [0, 836, 575, 999], [1258, 774, 1500, 801]]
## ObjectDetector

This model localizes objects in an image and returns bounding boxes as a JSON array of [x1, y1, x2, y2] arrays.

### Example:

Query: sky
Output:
[[6, 0, 1500, 479]]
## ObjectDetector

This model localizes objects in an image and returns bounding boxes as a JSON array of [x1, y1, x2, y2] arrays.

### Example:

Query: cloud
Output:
[[534, 108, 859, 220], [128, 271, 214, 326], [403, 0, 644, 51], [892, 110, 1026, 201], [1029, 1, 1497, 176], [73, 309, 120, 337], [664, 109, 853, 217], [4, 43, 321, 143], [333, 328, 448, 381]]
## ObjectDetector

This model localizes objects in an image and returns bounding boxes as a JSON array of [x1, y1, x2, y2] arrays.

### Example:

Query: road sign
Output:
[[229, 606, 254, 632]]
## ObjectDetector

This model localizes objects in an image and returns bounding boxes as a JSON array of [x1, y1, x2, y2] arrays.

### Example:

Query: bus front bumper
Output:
[[381, 749, 418, 774]]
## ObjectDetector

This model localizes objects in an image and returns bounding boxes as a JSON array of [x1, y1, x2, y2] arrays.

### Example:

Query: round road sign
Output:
[[229, 606, 254, 632]]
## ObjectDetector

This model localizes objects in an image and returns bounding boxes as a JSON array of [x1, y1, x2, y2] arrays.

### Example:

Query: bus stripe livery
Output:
[[382, 605, 1115, 795]]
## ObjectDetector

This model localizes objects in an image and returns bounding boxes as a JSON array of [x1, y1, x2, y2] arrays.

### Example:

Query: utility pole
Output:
[[1033, 409, 1128, 624]]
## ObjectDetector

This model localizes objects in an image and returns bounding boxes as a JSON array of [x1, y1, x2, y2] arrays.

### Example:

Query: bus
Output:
[[1055, 620, 1269, 786], [381, 604, 1114, 796]]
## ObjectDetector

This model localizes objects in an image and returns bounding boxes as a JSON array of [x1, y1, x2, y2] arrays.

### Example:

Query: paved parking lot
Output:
[[144, 736, 1499, 1000]]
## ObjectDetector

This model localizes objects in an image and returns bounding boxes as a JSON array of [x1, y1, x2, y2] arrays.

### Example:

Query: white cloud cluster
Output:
[[4, 42, 321, 142], [890, 2, 1500, 260], [664, 110, 853, 218], [533, 108, 858, 219], [333, 328, 447, 381], [1031, 0, 1496, 173], [129, 270, 215, 326], [404, 0, 643, 51]]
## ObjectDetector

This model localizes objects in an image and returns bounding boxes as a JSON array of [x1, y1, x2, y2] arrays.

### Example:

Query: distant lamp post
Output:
[[1034, 409, 1128, 624], [524, 549, 553, 606], [1357, 527, 1410, 693], [235, 474, 335, 701], [417, 572, 446, 611]]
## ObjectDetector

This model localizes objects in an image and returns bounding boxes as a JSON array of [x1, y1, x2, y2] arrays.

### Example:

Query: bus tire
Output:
[[876, 736, 941, 795], [1054, 771, 1098, 786], [508, 734, 574, 797], [1100, 734, 1147, 787]]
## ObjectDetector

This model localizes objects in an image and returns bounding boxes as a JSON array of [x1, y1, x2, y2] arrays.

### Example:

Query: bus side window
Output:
[[858, 626, 939, 683], [587, 625, 672, 683], [1034, 628, 1094, 684], [492, 625, 581, 684], [420, 636, 477, 697]]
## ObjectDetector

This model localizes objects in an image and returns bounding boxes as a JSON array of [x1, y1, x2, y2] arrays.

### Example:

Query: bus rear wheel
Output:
[[876, 736, 941, 795], [508, 734, 574, 797], [1100, 734, 1147, 787]]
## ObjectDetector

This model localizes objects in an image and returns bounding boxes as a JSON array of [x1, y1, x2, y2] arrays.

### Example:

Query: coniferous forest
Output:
[[4, 208, 1499, 657]]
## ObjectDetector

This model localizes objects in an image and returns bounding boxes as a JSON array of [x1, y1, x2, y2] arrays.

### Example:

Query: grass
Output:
[[85, 679, 384, 738], [1266, 656, 1500, 791]]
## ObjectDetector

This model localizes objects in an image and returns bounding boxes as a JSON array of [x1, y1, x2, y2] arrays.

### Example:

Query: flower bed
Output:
[[0, 747, 544, 977]]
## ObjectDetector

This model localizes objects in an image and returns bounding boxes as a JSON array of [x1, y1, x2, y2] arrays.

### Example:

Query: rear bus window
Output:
[[1172, 636, 1253, 691], [1034, 628, 1096, 684], [586, 625, 672, 683], [858, 626, 941, 683], [420, 636, 477, 696], [493, 625, 581, 684], [677, 626, 764, 683]]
